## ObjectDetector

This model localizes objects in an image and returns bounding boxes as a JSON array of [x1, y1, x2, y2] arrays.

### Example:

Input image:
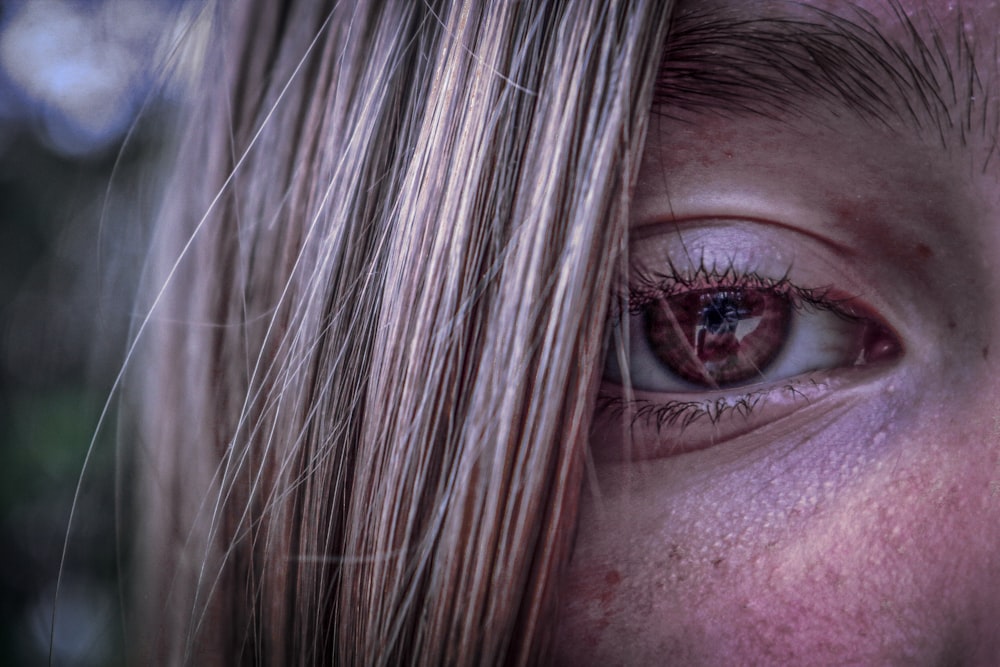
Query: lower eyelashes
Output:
[[591, 372, 858, 462]]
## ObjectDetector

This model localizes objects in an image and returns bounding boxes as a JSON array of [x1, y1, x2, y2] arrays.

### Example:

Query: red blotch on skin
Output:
[[582, 618, 610, 648], [559, 568, 622, 650], [600, 570, 622, 606], [831, 198, 864, 225], [915, 243, 933, 259]]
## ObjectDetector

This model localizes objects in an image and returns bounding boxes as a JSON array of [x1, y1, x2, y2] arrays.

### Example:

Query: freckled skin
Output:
[[555, 1, 1000, 664]]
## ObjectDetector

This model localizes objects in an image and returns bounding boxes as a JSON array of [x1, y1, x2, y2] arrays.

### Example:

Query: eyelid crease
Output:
[[631, 215, 857, 260], [617, 218, 895, 330]]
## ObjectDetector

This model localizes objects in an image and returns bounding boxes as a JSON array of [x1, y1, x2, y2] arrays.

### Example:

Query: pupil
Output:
[[701, 295, 740, 334]]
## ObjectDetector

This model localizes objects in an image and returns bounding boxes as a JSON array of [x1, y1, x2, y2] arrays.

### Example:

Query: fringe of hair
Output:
[[132, 0, 672, 664]]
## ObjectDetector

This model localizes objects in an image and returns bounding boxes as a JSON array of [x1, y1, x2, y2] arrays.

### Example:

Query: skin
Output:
[[555, 1, 1000, 664]]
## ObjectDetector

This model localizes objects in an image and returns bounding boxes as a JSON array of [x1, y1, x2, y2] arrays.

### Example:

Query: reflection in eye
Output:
[[624, 279, 900, 392], [645, 287, 792, 387]]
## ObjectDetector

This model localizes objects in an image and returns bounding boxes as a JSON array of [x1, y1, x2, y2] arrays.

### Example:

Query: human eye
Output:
[[595, 220, 903, 461]]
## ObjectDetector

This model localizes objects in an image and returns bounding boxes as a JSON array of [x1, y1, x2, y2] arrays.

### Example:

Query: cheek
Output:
[[554, 417, 1000, 665]]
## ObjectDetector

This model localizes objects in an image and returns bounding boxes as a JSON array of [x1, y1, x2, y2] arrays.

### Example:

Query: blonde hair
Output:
[[135, 0, 672, 663]]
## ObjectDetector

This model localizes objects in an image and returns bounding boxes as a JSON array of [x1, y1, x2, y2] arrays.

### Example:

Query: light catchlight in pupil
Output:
[[644, 287, 793, 388]]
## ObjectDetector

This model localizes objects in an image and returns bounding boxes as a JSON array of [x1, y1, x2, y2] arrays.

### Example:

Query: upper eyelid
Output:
[[622, 219, 863, 295], [617, 218, 913, 337], [629, 215, 857, 259], [619, 262, 845, 317]]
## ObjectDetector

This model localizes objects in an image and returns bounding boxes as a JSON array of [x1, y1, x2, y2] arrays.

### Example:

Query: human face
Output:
[[555, 0, 1000, 664]]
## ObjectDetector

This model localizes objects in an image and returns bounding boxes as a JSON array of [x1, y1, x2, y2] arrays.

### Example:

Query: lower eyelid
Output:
[[590, 363, 890, 463]]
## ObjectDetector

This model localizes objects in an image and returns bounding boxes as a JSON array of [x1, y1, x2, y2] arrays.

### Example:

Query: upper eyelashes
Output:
[[623, 258, 841, 315], [607, 263, 900, 394]]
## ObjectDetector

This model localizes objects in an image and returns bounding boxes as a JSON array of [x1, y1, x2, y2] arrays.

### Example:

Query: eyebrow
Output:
[[654, 2, 998, 156]]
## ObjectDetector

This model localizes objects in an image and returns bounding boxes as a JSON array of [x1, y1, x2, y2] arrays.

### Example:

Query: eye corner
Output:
[[858, 317, 905, 366], [825, 293, 906, 367]]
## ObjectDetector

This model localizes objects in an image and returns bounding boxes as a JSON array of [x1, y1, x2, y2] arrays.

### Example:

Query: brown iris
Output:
[[644, 288, 792, 387]]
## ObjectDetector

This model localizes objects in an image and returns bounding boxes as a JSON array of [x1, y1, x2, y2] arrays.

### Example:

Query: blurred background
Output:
[[0, 0, 205, 663]]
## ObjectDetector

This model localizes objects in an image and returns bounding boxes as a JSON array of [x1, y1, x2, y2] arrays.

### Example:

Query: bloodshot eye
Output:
[[645, 288, 792, 388]]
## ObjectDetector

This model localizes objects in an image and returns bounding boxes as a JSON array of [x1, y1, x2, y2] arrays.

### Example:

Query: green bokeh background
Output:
[[0, 1, 198, 662], [0, 92, 169, 667]]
